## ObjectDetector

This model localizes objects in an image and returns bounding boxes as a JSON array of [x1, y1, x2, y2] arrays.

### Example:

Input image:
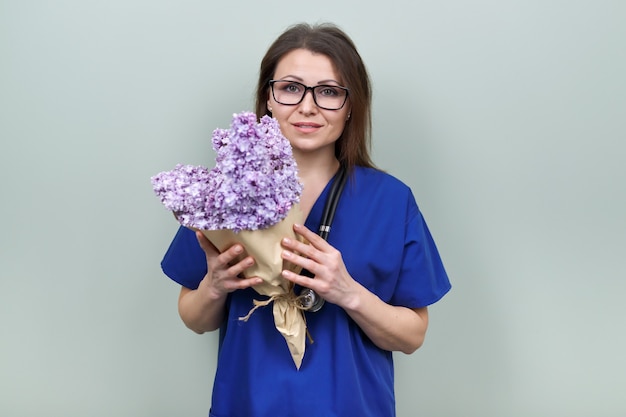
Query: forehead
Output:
[[274, 48, 341, 83]]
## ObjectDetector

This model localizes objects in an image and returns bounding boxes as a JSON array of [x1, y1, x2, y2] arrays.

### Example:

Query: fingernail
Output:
[[283, 237, 291, 244], [282, 250, 291, 259], [234, 246, 243, 254]]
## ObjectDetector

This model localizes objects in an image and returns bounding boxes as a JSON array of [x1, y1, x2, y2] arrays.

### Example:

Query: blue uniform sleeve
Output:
[[389, 192, 451, 308], [160, 226, 208, 290]]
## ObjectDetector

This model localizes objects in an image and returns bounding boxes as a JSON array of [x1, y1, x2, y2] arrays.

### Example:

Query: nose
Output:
[[299, 88, 318, 113]]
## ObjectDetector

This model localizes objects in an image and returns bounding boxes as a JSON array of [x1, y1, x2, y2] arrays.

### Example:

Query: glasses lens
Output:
[[313, 85, 347, 110], [272, 81, 348, 110], [272, 81, 305, 105]]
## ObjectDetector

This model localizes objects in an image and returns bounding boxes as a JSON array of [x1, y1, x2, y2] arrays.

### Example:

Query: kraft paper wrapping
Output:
[[197, 204, 308, 369]]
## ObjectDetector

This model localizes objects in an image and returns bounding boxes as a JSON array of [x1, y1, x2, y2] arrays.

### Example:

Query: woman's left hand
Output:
[[280, 223, 360, 310], [281, 223, 429, 354]]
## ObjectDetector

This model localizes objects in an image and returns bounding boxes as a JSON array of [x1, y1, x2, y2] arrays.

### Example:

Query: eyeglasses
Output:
[[269, 80, 349, 110]]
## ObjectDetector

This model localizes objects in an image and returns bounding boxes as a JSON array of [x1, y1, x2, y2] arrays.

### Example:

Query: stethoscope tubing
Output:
[[318, 165, 348, 240], [299, 165, 348, 312]]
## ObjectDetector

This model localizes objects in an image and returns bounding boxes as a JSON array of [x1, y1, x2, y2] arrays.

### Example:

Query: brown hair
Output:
[[255, 22, 375, 170]]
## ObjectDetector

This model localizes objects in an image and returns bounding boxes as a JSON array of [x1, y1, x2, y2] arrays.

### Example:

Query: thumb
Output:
[[195, 230, 219, 258]]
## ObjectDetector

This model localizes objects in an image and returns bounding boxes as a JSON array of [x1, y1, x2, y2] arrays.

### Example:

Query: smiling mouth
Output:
[[294, 123, 322, 128]]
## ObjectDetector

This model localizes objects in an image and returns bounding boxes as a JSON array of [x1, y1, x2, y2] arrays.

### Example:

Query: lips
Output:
[[293, 122, 322, 129]]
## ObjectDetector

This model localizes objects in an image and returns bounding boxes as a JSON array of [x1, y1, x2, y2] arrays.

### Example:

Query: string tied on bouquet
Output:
[[238, 290, 315, 344]]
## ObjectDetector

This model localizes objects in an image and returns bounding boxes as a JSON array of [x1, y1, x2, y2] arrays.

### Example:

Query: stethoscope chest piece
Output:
[[298, 287, 325, 312]]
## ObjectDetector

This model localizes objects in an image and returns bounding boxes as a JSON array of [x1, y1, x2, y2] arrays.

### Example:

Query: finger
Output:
[[218, 243, 245, 263], [292, 223, 328, 249], [196, 231, 219, 257], [281, 248, 320, 275], [225, 276, 264, 291], [226, 255, 255, 278], [283, 223, 323, 252], [282, 236, 325, 265], [281, 269, 321, 292]]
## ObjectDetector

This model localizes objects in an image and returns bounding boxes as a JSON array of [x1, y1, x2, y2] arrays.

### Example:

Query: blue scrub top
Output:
[[161, 166, 451, 417]]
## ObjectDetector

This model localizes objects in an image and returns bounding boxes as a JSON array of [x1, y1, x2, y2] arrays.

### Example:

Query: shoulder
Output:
[[350, 166, 415, 206], [161, 226, 207, 289], [352, 166, 411, 193]]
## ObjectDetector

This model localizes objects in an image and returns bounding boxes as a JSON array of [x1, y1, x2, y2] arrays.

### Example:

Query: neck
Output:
[[293, 151, 340, 219], [295, 152, 340, 184]]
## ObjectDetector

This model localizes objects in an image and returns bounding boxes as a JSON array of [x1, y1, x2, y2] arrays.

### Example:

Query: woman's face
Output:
[[268, 48, 350, 158]]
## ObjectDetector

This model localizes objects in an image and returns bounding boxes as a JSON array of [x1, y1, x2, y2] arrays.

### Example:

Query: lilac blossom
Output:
[[152, 111, 302, 232]]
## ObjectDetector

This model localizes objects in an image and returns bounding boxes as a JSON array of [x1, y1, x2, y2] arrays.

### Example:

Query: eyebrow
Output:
[[277, 75, 342, 85]]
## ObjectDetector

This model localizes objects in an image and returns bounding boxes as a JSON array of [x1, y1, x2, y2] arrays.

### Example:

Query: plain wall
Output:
[[1, 1, 624, 416]]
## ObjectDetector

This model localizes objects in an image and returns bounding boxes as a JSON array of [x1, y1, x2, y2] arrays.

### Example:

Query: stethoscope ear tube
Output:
[[299, 165, 348, 312], [319, 164, 348, 240]]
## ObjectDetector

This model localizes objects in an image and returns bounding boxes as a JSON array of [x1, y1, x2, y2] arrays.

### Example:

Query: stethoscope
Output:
[[298, 164, 348, 312]]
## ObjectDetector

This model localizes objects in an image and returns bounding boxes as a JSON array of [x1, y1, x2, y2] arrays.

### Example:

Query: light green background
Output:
[[1, 1, 625, 416]]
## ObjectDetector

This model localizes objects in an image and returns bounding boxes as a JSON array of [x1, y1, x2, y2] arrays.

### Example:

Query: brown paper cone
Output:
[[195, 204, 308, 369]]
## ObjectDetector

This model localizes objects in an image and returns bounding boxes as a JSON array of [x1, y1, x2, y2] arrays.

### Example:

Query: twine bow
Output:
[[239, 289, 315, 346]]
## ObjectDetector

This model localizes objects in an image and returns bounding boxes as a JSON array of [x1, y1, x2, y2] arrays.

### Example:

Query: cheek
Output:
[[271, 111, 292, 135], [329, 115, 347, 132]]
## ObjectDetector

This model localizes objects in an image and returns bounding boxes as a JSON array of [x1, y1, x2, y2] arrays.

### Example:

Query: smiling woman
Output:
[[159, 22, 451, 417], [266, 48, 351, 172]]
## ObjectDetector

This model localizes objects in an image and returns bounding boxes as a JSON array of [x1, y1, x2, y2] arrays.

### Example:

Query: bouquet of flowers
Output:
[[152, 111, 308, 368]]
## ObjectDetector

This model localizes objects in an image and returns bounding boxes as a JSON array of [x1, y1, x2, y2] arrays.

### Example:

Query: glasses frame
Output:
[[269, 79, 350, 111]]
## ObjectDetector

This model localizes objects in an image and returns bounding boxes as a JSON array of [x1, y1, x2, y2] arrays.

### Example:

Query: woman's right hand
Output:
[[195, 231, 262, 298], [177, 232, 262, 334]]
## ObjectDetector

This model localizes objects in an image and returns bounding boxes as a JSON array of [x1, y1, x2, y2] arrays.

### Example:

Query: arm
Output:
[[178, 231, 262, 334], [280, 223, 428, 353], [341, 287, 428, 353]]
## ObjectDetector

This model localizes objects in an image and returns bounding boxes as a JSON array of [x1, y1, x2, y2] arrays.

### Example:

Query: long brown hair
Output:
[[255, 23, 375, 170]]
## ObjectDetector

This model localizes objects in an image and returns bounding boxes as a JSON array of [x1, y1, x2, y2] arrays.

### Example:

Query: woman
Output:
[[161, 22, 451, 417]]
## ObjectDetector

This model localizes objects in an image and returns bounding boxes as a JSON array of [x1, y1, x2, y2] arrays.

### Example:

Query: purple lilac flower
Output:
[[152, 111, 302, 232]]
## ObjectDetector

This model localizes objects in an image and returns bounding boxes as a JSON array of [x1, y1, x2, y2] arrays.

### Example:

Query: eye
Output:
[[281, 82, 304, 94], [317, 86, 342, 97]]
